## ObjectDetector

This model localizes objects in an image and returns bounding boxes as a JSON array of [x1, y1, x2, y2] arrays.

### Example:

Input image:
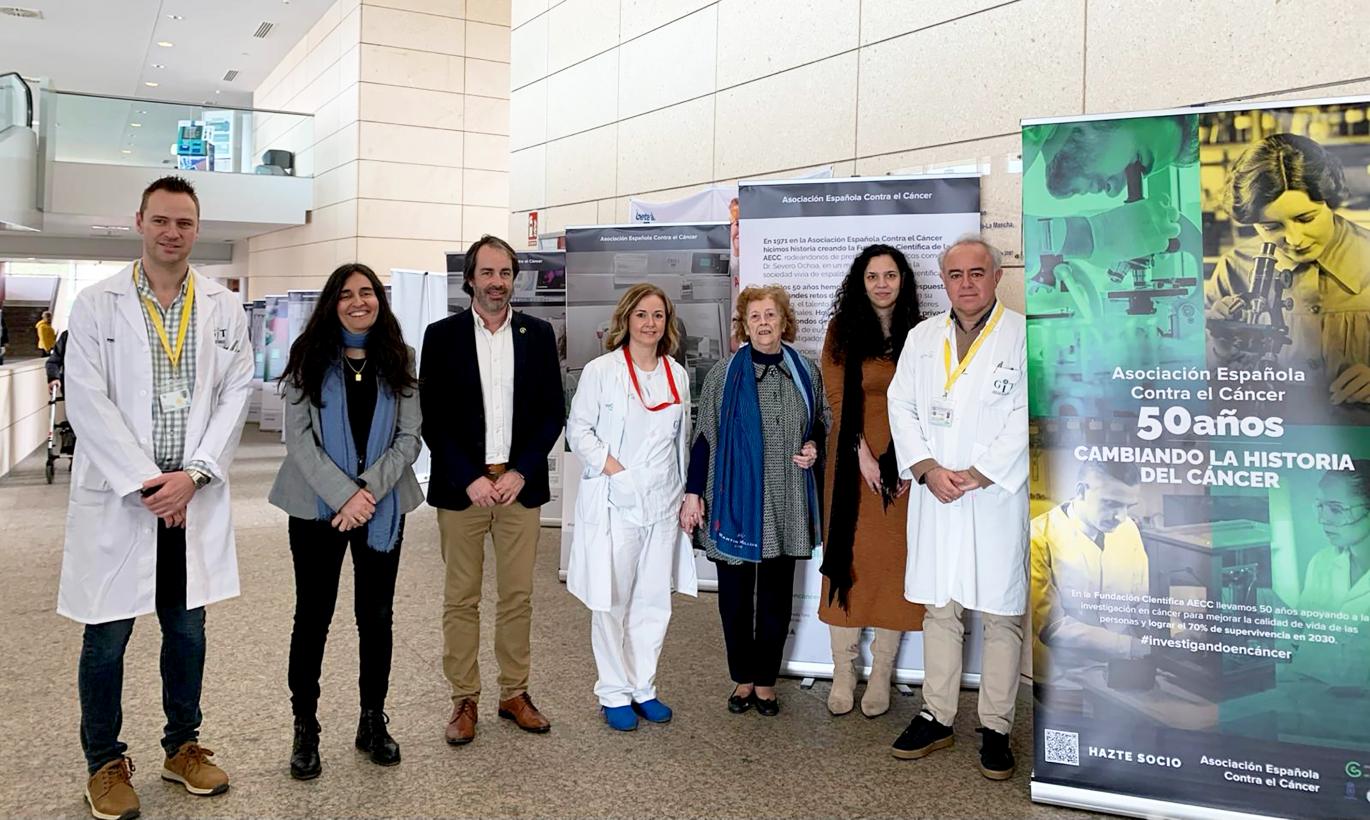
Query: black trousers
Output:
[[287, 516, 404, 718], [714, 557, 797, 687]]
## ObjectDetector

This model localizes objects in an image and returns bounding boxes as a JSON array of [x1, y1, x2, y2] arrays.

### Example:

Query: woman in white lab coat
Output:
[[566, 283, 698, 732]]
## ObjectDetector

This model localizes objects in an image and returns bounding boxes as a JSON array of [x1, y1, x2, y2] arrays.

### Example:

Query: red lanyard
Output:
[[623, 346, 679, 411]]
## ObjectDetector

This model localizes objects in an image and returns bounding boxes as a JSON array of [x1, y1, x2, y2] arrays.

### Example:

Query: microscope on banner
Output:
[[1206, 241, 1293, 367], [1136, 519, 1277, 702], [1027, 160, 1203, 418]]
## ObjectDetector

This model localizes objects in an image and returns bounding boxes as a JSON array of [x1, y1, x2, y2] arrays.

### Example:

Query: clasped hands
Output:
[[924, 465, 989, 504], [466, 470, 526, 508], [332, 488, 378, 531], [139, 470, 198, 529]]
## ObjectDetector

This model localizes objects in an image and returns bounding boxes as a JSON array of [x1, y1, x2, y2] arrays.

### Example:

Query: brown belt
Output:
[[485, 463, 508, 479]]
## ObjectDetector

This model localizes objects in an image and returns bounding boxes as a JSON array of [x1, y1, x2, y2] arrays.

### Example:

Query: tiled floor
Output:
[[0, 428, 1100, 818]]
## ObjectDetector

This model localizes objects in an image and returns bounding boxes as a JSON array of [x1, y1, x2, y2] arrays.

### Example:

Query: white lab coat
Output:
[[887, 307, 1029, 616], [566, 350, 698, 612], [57, 264, 254, 624]]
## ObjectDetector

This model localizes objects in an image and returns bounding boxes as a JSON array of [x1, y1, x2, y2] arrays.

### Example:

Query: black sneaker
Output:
[[891, 711, 954, 760], [356, 709, 401, 767], [976, 727, 1015, 780], [290, 717, 321, 780]]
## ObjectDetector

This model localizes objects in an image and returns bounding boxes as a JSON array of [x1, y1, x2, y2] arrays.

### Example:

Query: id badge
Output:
[[159, 383, 191, 413], [930, 397, 954, 428]]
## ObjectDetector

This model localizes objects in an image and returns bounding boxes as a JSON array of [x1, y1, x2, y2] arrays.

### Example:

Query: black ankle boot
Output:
[[356, 709, 400, 766], [290, 717, 321, 780]]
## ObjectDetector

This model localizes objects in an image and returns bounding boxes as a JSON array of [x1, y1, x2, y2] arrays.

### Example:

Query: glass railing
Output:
[[0, 73, 34, 130], [45, 90, 313, 177]]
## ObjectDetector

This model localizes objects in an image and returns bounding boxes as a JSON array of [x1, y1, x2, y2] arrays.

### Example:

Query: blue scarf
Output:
[[711, 343, 821, 562], [316, 353, 401, 552]]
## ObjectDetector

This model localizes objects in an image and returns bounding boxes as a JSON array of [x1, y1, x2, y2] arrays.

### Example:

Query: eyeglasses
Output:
[[1315, 500, 1370, 525]]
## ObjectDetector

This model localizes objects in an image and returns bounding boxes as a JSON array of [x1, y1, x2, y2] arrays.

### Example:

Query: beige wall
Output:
[[247, 0, 511, 298], [509, 0, 1370, 312]]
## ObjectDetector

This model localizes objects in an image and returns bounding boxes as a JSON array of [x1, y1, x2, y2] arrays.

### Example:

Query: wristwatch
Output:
[[186, 467, 211, 489]]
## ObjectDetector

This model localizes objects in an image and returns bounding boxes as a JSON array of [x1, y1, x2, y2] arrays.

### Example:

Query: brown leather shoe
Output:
[[445, 698, 478, 746], [85, 756, 139, 820], [161, 742, 229, 796], [497, 692, 551, 733]]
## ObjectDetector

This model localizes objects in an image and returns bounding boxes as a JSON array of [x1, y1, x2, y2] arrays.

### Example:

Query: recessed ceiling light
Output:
[[151, 63, 165, 69], [156, 40, 174, 47], [138, 109, 148, 114], [144, 81, 159, 87], [166, 14, 183, 20], [214, 89, 221, 94], [120, 150, 132, 155], [130, 122, 141, 127]]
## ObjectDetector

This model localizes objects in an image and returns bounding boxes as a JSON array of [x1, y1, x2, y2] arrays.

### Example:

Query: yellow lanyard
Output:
[[134, 262, 195, 371], [942, 303, 1003, 394]]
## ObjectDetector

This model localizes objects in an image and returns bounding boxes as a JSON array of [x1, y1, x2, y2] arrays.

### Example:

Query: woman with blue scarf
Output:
[[269, 263, 423, 780], [681, 285, 829, 716]]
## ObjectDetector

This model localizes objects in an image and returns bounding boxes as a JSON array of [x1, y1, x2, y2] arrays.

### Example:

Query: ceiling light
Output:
[[215, 89, 221, 94], [144, 81, 159, 87], [138, 109, 148, 114], [166, 14, 183, 20], [151, 63, 165, 69], [130, 122, 141, 127], [156, 40, 174, 47], [120, 150, 132, 155]]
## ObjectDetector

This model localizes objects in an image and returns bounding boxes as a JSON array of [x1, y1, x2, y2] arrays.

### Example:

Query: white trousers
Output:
[[591, 514, 676, 707]]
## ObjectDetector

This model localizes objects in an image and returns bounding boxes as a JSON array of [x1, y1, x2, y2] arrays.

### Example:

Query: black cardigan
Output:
[[419, 308, 565, 511]]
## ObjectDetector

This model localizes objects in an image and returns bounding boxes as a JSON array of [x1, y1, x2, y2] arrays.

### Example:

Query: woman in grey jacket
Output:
[[268, 263, 423, 780]]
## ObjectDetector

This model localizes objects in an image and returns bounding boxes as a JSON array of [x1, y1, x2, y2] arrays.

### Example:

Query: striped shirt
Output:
[[135, 265, 198, 471]]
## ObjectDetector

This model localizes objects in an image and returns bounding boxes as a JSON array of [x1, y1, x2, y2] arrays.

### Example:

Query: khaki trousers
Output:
[[921, 600, 1023, 734], [437, 503, 541, 703]]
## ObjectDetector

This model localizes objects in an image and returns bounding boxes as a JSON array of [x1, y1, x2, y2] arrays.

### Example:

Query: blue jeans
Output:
[[78, 521, 206, 774]]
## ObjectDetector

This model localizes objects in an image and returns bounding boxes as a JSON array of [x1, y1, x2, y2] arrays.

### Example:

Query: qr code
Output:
[[1044, 729, 1079, 766]]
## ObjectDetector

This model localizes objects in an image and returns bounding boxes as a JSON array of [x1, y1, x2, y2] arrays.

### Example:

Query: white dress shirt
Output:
[[474, 307, 515, 464]]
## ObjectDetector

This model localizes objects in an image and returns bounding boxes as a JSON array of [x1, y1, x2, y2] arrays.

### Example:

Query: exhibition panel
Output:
[[737, 174, 986, 684], [1025, 95, 1370, 819]]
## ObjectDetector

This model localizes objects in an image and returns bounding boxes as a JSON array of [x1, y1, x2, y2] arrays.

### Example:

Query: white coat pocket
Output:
[[607, 468, 639, 509], [988, 364, 1022, 398]]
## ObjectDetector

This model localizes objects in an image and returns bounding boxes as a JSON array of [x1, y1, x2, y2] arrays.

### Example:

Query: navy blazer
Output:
[[419, 308, 565, 511]]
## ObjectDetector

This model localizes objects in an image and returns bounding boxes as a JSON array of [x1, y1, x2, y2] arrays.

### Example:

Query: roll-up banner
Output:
[[737, 174, 984, 683], [444, 250, 567, 524], [1024, 96, 1370, 819], [390, 269, 451, 484], [557, 223, 732, 590]]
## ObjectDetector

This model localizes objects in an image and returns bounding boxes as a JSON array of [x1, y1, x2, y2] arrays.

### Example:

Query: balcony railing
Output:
[[45, 90, 312, 177], [0, 72, 34, 131]]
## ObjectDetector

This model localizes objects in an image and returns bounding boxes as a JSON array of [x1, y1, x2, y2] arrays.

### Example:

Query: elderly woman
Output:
[[566, 284, 698, 732], [680, 284, 829, 716]]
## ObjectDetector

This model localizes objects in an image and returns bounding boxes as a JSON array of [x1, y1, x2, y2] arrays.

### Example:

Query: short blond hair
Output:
[[733, 284, 797, 345], [603, 283, 680, 358]]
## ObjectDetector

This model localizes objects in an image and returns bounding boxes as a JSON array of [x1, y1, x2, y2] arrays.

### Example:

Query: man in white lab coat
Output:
[[60, 176, 253, 820], [1030, 461, 1150, 702], [886, 235, 1028, 780]]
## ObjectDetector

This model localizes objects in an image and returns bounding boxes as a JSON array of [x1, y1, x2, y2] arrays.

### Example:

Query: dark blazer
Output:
[[420, 308, 564, 511]]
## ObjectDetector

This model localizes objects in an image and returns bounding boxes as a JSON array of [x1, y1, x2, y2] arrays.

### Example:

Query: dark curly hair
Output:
[[279, 263, 417, 406], [825, 244, 921, 365]]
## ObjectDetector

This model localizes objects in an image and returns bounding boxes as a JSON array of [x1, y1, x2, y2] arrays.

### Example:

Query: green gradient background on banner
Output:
[[1022, 114, 1204, 420]]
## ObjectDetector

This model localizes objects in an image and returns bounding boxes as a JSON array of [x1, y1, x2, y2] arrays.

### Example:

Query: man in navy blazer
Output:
[[420, 235, 564, 745]]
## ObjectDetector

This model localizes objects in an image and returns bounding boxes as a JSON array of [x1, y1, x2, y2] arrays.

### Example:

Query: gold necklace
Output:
[[344, 356, 367, 382]]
